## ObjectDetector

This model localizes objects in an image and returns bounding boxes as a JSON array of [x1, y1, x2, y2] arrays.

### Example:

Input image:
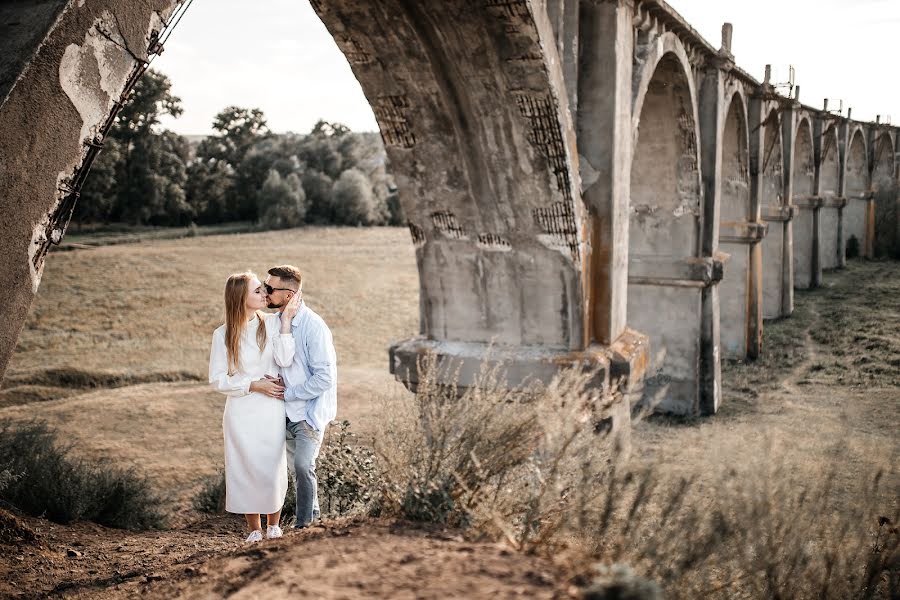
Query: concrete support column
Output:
[[779, 103, 797, 312], [698, 66, 724, 410], [576, 0, 633, 347]]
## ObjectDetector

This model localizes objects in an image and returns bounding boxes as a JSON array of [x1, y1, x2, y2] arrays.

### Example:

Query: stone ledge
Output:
[[628, 253, 728, 288], [761, 205, 795, 222], [846, 192, 875, 201], [388, 337, 612, 393], [720, 220, 768, 244], [820, 196, 848, 209], [793, 195, 824, 209]]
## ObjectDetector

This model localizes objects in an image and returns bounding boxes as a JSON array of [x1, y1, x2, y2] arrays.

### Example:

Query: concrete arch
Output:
[[793, 117, 816, 197], [0, 0, 621, 392], [872, 132, 898, 257], [844, 128, 870, 258], [819, 124, 841, 199], [761, 108, 785, 206], [873, 132, 896, 183], [627, 44, 705, 414], [629, 52, 702, 257], [631, 31, 702, 157], [760, 107, 787, 320], [720, 90, 751, 222]]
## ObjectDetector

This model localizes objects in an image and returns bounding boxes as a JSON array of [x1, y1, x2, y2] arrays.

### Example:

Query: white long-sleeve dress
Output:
[[208, 313, 294, 514]]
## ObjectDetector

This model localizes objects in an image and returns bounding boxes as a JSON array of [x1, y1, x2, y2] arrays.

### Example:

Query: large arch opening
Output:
[[628, 52, 703, 414], [872, 133, 898, 257], [718, 92, 751, 358], [760, 109, 786, 318], [792, 118, 817, 288], [844, 129, 868, 258], [818, 125, 842, 269], [0, 0, 660, 534]]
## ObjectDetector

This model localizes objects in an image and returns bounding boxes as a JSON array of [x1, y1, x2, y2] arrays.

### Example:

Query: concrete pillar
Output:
[[576, 0, 632, 347], [698, 64, 725, 409], [778, 102, 797, 312]]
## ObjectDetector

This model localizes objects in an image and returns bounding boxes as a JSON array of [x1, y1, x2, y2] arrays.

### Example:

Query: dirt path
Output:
[[0, 517, 569, 599]]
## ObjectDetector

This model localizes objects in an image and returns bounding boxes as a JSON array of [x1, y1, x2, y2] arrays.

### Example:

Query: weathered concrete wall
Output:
[[792, 118, 819, 289], [0, 0, 177, 383], [843, 128, 869, 258], [817, 124, 842, 270], [872, 132, 898, 257], [758, 106, 789, 319], [0, 0, 69, 106], [627, 40, 717, 415], [718, 92, 754, 359]]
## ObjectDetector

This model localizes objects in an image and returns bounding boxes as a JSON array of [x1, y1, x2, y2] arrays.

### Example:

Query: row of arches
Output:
[[626, 30, 897, 414]]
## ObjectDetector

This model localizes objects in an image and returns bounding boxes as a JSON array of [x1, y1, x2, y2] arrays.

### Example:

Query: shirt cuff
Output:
[[284, 386, 297, 402]]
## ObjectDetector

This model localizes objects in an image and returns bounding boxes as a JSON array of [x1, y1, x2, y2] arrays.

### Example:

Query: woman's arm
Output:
[[267, 313, 295, 368], [208, 329, 253, 397]]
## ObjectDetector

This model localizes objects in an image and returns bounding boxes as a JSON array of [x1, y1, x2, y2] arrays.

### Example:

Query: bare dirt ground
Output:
[[0, 228, 897, 598]]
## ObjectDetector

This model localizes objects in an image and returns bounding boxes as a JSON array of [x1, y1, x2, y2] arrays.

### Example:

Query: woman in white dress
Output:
[[208, 271, 300, 542]]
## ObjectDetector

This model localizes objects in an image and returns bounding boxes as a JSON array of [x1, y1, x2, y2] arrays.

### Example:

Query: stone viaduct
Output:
[[1, 1, 898, 431]]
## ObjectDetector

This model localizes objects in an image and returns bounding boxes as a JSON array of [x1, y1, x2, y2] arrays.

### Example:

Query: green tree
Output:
[[331, 168, 382, 225], [302, 170, 335, 224], [76, 69, 189, 226], [185, 158, 233, 224], [197, 106, 271, 220], [258, 169, 307, 229]]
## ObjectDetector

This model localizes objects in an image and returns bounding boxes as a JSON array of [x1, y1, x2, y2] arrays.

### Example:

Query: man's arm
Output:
[[284, 319, 336, 402]]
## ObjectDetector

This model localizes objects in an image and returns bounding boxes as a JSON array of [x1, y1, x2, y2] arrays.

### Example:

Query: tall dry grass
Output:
[[372, 357, 899, 599]]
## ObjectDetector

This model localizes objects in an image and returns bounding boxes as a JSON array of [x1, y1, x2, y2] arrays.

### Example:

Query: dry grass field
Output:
[[0, 227, 897, 598]]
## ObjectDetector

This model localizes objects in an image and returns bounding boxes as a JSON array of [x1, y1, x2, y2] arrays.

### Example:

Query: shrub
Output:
[[373, 355, 620, 531], [193, 420, 380, 522], [372, 359, 899, 599], [192, 468, 226, 515], [0, 420, 166, 529]]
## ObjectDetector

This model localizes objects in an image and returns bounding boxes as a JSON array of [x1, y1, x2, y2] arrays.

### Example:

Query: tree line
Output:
[[76, 70, 401, 228]]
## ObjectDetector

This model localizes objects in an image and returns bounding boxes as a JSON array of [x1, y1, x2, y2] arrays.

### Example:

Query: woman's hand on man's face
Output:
[[280, 291, 302, 332]]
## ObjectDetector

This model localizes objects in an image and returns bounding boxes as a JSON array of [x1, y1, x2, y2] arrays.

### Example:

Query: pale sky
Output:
[[154, 0, 899, 135]]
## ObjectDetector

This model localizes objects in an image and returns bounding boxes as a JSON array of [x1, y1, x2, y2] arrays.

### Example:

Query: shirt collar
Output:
[[291, 300, 308, 327]]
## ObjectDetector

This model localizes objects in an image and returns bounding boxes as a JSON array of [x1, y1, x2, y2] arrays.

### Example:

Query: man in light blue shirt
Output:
[[265, 265, 337, 527]]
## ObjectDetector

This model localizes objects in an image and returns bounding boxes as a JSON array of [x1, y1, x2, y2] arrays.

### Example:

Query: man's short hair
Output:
[[268, 265, 302, 289]]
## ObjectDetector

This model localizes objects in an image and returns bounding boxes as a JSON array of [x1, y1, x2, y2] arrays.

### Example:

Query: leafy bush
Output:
[[0, 420, 166, 529]]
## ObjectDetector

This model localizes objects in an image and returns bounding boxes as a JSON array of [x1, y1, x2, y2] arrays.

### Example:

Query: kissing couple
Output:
[[208, 265, 337, 543]]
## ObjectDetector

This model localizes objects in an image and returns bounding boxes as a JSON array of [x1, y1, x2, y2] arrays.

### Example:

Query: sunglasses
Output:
[[264, 284, 297, 294]]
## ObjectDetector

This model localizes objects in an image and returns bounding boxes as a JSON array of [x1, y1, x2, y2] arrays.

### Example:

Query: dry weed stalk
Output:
[[372, 356, 898, 599]]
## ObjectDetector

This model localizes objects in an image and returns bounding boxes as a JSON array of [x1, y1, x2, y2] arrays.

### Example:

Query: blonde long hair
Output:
[[224, 272, 267, 375]]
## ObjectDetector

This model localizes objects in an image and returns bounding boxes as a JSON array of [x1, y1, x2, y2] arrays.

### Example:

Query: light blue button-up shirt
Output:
[[279, 301, 337, 431]]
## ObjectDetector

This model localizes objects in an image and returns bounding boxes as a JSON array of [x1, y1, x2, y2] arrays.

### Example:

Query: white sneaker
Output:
[[266, 525, 283, 539], [244, 529, 263, 543]]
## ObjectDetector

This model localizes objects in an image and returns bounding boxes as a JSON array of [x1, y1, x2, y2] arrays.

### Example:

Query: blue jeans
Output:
[[286, 418, 323, 527]]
